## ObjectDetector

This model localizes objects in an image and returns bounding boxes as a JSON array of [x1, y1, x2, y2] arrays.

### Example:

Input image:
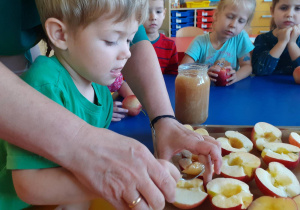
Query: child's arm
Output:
[[252, 29, 292, 75], [180, 54, 195, 65], [226, 53, 252, 86], [12, 168, 96, 205], [288, 25, 300, 67], [117, 81, 134, 98]]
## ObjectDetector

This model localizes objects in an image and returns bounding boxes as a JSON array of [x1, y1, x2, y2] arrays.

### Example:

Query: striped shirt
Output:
[[151, 34, 179, 75]]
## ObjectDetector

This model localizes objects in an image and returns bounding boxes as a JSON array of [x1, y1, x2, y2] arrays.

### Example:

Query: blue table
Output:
[[109, 74, 300, 153]]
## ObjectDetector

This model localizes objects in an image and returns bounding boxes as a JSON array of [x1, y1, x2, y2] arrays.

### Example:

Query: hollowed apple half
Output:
[[217, 131, 253, 156], [173, 179, 208, 209], [248, 196, 298, 210], [261, 142, 300, 169], [221, 152, 261, 183], [206, 178, 253, 210], [255, 162, 300, 197], [251, 122, 282, 151], [289, 132, 300, 148]]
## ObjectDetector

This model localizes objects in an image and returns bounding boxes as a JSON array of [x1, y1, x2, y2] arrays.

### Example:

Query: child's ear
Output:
[[270, 6, 274, 16], [44, 18, 68, 50], [163, 8, 166, 18]]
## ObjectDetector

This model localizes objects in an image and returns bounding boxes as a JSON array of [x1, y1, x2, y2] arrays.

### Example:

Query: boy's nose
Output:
[[120, 46, 131, 60]]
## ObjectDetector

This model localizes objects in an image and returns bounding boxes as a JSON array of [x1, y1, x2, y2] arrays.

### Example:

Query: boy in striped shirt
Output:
[[144, 0, 179, 75]]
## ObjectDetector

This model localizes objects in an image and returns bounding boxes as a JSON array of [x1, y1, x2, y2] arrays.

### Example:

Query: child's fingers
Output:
[[113, 107, 128, 113], [113, 101, 123, 107]]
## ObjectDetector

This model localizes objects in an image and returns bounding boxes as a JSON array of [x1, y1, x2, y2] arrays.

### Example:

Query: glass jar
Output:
[[175, 63, 210, 125]]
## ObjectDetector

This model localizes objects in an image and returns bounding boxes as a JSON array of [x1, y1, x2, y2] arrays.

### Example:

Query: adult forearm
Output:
[[0, 62, 87, 166], [122, 41, 174, 119]]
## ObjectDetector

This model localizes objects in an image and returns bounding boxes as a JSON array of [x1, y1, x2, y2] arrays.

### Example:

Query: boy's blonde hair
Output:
[[216, 0, 256, 24], [270, 0, 280, 30], [35, 0, 148, 31]]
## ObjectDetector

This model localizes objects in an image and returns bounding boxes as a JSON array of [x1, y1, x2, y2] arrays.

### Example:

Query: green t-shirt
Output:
[[0, 56, 113, 209]]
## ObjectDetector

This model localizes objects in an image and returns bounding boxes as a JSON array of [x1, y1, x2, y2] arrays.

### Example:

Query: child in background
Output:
[[0, 0, 147, 209], [143, 0, 179, 75], [252, 0, 300, 75], [181, 0, 256, 86], [108, 74, 134, 121]]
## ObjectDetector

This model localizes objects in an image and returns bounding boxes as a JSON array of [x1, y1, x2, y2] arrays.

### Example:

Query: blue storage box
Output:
[[171, 17, 194, 24], [171, 22, 194, 29], [171, 10, 194, 17]]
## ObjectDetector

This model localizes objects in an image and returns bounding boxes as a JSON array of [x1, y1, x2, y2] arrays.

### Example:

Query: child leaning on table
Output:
[[0, 0, 147, 209], [181, 0, 256, 86], [143, 0, 179, 75], [107, 73, 134, 121], [252, 0, 300, 75]]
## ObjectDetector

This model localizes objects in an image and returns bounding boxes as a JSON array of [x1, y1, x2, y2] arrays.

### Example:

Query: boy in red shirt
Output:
[[143, 0, 179, 75]]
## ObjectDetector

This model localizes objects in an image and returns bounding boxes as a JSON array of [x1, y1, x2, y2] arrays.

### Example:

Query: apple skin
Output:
[[248, 196, 298, 210], [293, 194, 300, 209], [293, 66, 300, 84], [122, 95, 142, 116], [254, 172, 280, 197], [289, 132, 300, 148], [215, 68, 231, 86], [262, 155, 300, 170]]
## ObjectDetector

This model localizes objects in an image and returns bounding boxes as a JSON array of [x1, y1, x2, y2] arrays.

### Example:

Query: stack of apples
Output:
[[217, 131, 253, 156], [251, 122, 282, 151]]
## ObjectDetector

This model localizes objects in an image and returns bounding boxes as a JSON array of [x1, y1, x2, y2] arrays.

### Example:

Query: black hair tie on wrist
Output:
[[150, 115, 177, 129]]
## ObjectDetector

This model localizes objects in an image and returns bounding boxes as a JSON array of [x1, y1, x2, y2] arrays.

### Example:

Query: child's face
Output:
[[143, 0, 166, 35], [213, 4, 251, 40], [64, 15, 138, 86], [271, 0, 300, 29]]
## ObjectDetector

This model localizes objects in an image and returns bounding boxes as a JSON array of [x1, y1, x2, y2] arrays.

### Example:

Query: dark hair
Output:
[[270, 0, 280, 30]]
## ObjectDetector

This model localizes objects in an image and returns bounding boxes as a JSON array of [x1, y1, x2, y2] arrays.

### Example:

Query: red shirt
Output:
[[151, 34, 178, 75]]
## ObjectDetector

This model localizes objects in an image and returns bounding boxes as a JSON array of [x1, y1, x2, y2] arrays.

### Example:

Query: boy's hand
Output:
[[289, 24, 300, 43], [111, 101, 128, 121], [224, 66, 237, 86], [208, 65, 222, 82]]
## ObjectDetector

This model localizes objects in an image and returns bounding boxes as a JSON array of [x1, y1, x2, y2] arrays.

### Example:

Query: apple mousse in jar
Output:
[[175, 63, 210, 125]]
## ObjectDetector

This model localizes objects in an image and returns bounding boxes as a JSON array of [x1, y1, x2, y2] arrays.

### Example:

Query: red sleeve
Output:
[[164, 43, 179, 75]]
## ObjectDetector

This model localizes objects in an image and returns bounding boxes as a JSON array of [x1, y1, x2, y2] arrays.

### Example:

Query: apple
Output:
[[217, 131, 253, 156], [221, 152, 261, 183], [251, 122, 282, 151], [122, 95, 142, 116], [254, 162, 300, 197], [194, 128, 209, 136], [206, 178, 253, 210], [293, 66, 300, 84], [173, 179, 208, 209], [183, 124, 194, 131], [289, 132, 300, 148], [261, 142, 300, 169], [293, 195, 300, 209], [215, 68, 230, 86], [248, 196, 298, 210]]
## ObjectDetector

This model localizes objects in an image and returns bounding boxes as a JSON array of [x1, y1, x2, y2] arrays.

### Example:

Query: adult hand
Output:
[[111, 101, 128, 121], [224, 66, 237, 86], [153, 118, 222, 184], [207, 65, 222, 82], [69, 126, 180, 210]]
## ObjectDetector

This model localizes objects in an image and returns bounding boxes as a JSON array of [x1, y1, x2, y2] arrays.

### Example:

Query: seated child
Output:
[[181, 0, 256, 86], [143, 0, 179, 75], [108, 74, 134, 121], [0, 0, 147, 209], [252, 0, 300, 75]]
